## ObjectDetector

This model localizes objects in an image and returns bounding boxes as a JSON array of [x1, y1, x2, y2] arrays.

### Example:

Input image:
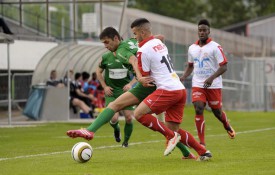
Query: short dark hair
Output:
[[198, 19, 210, 27], [82, 71, 90, 80], [74, 72, 81, 80], [99, 27, 121, 40], [130, 18, 150, 28]]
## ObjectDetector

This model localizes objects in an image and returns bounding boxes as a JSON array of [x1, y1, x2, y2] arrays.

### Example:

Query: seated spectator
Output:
[[89, 72, 101, 95], [81, 71, 97, 94], [62, 70, 74, 86], [46, 70, 64, 87], [70, 72, 96, 118], [88, 72, 105, 108]]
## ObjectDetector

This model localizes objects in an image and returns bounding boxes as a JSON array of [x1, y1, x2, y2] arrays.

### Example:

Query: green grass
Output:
[[0, 106, 275, 175]]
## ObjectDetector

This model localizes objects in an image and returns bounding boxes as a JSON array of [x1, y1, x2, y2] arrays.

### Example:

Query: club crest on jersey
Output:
[[128, 41, 138, 50], [194, 57, 210, 68]]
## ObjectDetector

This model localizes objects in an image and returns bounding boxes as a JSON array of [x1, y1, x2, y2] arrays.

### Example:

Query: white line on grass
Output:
[[0, 127, 274, 162]]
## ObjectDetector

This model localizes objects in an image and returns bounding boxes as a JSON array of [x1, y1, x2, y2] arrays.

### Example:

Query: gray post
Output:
[[7, 43, 11, 125]]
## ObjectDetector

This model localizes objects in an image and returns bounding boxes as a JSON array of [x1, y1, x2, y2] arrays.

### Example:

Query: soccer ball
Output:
[[71, 142, 93, 163]]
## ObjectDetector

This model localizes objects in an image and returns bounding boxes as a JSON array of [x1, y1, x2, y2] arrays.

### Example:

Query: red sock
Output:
[[195, 115, 205, 145], [178, 128, 206, 156], [137, 114, 174, 140]]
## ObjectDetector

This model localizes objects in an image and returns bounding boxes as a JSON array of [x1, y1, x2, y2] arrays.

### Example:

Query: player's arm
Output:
[[154, 34, 164, 42], [76, 88, 95, 101], [128, 55, 142, 80], [204, 63, 227, 88], [129, 55, 154, 87], [180, 47, 194, 82], [96, 66, 113, 96], [204, 45, 228, 88], [180, 62, 194, 82]]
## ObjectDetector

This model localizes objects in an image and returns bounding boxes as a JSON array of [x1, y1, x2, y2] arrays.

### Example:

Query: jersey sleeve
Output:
[[99, 53, 108, 69], [137, 51, 150, 76], [215, 45, 228, 66], [116, 48, 135, 65]]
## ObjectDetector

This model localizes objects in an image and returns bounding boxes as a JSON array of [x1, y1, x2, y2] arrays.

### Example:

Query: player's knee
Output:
[[108, 102, 121, 112], [125, 113, 133, 123], [195, 106, 204, 114], [133, 110, 142, 120], [212, 109, 222, 118], [110, 117, 118, 124], [125, 117, 132, 124]]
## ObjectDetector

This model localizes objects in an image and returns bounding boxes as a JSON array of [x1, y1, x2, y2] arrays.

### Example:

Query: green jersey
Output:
[[115, 38, 139, 73], [99, 51, 132, 98], [102, 38, 156, 103]]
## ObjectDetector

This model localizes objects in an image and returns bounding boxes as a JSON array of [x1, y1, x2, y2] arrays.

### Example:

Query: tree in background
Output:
[[128, 0, 206, 24], [128, 0, 275, 28]]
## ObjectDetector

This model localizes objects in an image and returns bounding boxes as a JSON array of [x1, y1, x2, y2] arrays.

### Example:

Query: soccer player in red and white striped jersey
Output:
[[180, 19, 236, 147]]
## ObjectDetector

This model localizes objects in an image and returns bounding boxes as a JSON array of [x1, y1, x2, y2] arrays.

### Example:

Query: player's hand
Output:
[[123, 84, 132, 92], [104, 86, 113, 96], [88, 94, 97, 101], [203, 78, 213, 88], [138, 77, 155, 87], [180, 76, 185, 82]]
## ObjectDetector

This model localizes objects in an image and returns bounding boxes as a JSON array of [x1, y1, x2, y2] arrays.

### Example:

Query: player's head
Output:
[[198, 19, 210, 42], [82, 71, 90, 81], [74, 72, 82, 81], [130, 18, 152, 42], [92, 72, 97, 80], [99, 27, 121, 52], [50, 70, 57, 79]]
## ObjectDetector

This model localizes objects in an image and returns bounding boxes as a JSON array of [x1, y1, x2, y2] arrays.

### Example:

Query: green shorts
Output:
[[105, 95, 134, 110], [128, 82, 156, 102]]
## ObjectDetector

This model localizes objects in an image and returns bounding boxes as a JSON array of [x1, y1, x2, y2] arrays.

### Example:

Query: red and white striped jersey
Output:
[[137, 36, 184, 90], [188, 38, 227, 89]]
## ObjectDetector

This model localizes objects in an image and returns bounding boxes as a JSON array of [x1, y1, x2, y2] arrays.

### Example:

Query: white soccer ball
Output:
[[71, 142, 93, 163]]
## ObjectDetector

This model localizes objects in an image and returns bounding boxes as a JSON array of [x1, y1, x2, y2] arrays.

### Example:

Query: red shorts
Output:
[[143, 89, 186, 124], [192, 87, 222, 109]]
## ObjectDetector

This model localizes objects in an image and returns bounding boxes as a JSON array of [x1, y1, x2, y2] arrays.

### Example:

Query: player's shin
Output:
[[137, 114, 175, 139], [195, 115, 205, 145], [176, 142, 191, 157], [178, 128, 206, 156], [87, 108, 115, 132], [124, 122, 133, 143]]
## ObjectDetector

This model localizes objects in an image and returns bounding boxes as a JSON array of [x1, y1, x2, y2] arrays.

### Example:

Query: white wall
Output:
[[0, 40, 57, 71]]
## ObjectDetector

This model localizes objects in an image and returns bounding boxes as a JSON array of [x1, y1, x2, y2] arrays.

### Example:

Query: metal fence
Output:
[[0, 73, 8, 102], [0, 72, 32, 105], [12, 73, 33, 102], [176, 57, 275, 111], [0, 57, 274, 125]]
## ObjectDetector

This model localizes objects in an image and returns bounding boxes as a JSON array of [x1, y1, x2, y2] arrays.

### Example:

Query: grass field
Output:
[[0, 106, 275, 175]]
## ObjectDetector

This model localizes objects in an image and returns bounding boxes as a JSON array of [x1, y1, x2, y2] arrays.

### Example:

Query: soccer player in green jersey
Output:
[[96, 51, 137, 147], [67, 27, 194, 158]]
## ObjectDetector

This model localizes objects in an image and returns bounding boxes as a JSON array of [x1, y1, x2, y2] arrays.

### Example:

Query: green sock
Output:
[[177, 142, 191, 157], [123, 122, 133, 143], [87, 108, 115, 132], [110, 121, 120, 133]]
